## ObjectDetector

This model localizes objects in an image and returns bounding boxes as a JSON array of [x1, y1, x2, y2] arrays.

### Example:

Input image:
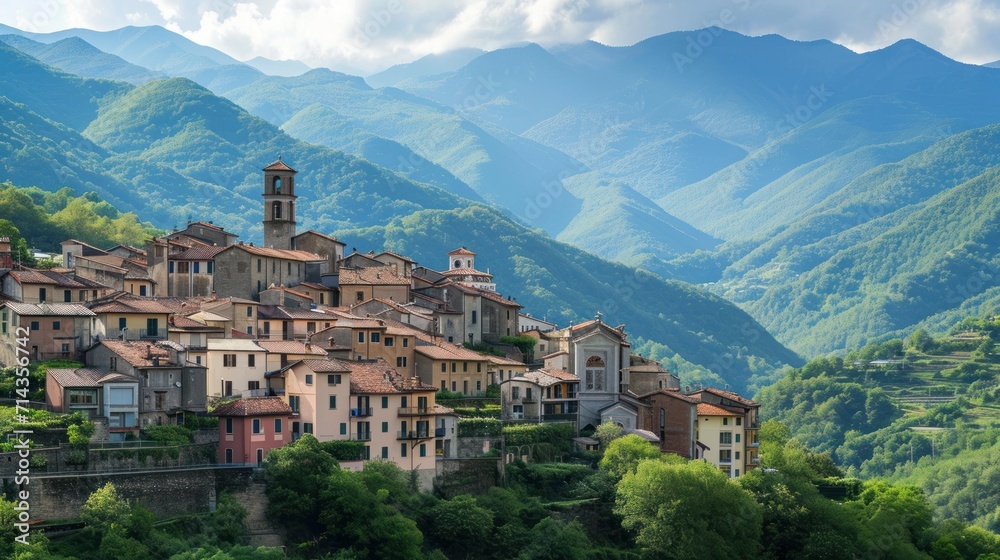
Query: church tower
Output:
[[263, 157, 297, 250]]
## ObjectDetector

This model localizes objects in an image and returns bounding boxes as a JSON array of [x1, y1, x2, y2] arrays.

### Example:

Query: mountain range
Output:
[[2, 21, 1000, 375]]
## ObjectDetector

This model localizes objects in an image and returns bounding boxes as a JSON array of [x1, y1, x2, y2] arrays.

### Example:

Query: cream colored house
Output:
[[206, 339, 267, 397], [695, 402, 746, 478]]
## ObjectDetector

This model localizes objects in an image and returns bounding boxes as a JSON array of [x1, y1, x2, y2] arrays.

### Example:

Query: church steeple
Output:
[[263, 157, 297, 250]]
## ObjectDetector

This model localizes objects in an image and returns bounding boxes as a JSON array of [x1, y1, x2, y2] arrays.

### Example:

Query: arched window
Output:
[[660, 408, 665, 429], [454, 260, 461, 268], [273, 176, 282, 193], [272, 201, 282, 220], [585, 355, 605, 392]]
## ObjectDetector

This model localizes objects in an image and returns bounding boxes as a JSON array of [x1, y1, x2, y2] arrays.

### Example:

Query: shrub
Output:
[[143, 425, 192, 445], [458, 418, 502, 437], [320, 440, 366, 461]]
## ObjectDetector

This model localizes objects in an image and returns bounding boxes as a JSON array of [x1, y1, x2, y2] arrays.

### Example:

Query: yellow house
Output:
[[89, 293, 173, 341], [414, 343, 491, 396], [206, 339, 268, 397], [695, 402, 746, 478]]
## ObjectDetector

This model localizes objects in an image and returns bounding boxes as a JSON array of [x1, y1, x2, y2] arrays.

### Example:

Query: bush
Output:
[[458, 418, 502, 437], [143, 425, 192, 446], [507, 461, 594, 500], [320, 440, 365, 461], [503, 423, 575, 452]]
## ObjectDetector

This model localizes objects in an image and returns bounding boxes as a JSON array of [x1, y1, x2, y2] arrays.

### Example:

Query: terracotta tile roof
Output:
[[414, 342, 489, 362], [231, 328, 256, 339], [9, 269, 86, 287], [71, 275, 112, 290], [214, 396, 293, 417], [296, 282, 331, 291], [696, 403, 738, 416], [168, 314, 221, 330], [108, 244, 147, 257], [263, 285, 313, 300], [697, 388, 760, 407], [488, 355, 525, 367], [376, 250, 416, 263], [186, 310, 231, 323], [88, 294, 174, 314], [443, 267, 492, 278], [225, 244, 323, 262], [185, 221, 228, 233], [517, 369, 579, 387], [152, 297, 207, 314], [99, 340, 175, 368], [338, 267, 410, 286], [76, 254, 128, 271], [48, 367, 136, 388], [347, 359, 437, 394], [291, 358, 354, 374], [448, 247, 476, 256], [542, 350, 568, 359], [293, 230, 345, 245], [1, 302, 95, 317], [172, 245, 227, 260], [637, 388, 699, 403], [263, 158, 296, 172], [476, 288, 522, 308], [257, 340, 326, 355]]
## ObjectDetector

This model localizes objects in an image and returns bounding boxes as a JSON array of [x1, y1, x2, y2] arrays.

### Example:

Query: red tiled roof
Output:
[[9, 269, 86, 287], [414, 342, 489, 362], [257, 340, 326, 355], [697, 403, 738, 416], [225, 244, 323, 262], [77, 254, 128, 271], [448, 247, 476, 256], [47, 368, 136, 388], [376, 250, 416, 263], [348, 359, 437, 394], [172, 245, 227, 261], [99, 340, 174, 368], [88, 294, 174, 314], [293, 230, 345, 245], [338, 267, 410, 286], [263, 159, 296, 172], [477, 288, 522, 308], [638, 388, 699, 403], [443, 267, 492, 278], [696, 388, 760, 407], [1, 302, 95, 317], [296, 282, 331, 291], [214, 397, 292, 417]]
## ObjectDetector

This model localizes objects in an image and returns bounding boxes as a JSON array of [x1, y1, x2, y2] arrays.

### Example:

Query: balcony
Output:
[[751, 456, 761, 463], [435, 427, 446, 437], [398, 430, 431, 440], [353, 431, 372, 441], [522, 397, 537, 404], [398, 407, 431, 416], [747, 441, 760, 448], [105, 328, 167, 341], [350, 407, 373, 417], [540, 413, 578, 422]]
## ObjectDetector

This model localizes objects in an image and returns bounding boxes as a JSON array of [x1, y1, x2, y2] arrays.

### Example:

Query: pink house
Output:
[[215, 397, 293, 465]]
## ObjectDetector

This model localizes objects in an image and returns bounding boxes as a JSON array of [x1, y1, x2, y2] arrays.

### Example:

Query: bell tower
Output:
[[263, 157, 297, 250]]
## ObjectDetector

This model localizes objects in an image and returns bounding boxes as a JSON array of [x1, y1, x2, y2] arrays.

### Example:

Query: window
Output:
[[419, 444, 426, 457], [382, 421, 389, 433], [477, 363, 482, 372], [79, 290, 86, 300], [193, 262, 200, 274], [303, 423, 313, 434], [476, 381, 482, 392], [463, 362, 468, 372], [224, 354, 236, 367], [248, 381, 260, 391], [384, 337, 394, 347], [60, 343, 69, 353], [328, 374, 342, 385], [225, 418, 233, 434], [248, 354, 256, 367], [177, 262, 189, 274], [307, 322, 316, 333], [110, 357, 117, 371], [512, 387, 520, 400], [320, 293, 325, 305], [109, 387, 132, 405], [451, 381, 457, 391], [396, 357, 407, 368], [329, 395, 337, 409], [207, 262, 214, 274], [39, 288, 46, 302], [736, 417, 742, 426], [451, 363, 456, 373], [720, 432, 732, 445], [289, 395, 300, 412], [472, 310, 477, 324], [440, 363, 446, 373], [287, 262, 291, 275], [224, 381, 233, 396], [225, 449, 233, 464], [358, 332, 365, 343], [30, 321, 39, 331], [356, 291, 364, 302], [463, 380, 468, 394], [720, 449, 732, 463], [63, 290, 71, 302], [169, 262, 175, 273], [735, 433, 741, 443], [381, 446, 389, 459], [382, 397, 388, 408], [247, 306, 253, 317], [401, 396, 408, 408], [403, 338, 408, 347], [340, 423, 347, 435], [305, 374, 313, 385], [139, 285, 147, 296], [400, 444, 407, 457], [585, 355, 606, 391], [252, 419, 262, 434], [723, 417, 729, 426], [257, 449, 264, 463], [371, 332, 380, 343], [272, 201, 282, 220], [735, 469, 740, 477], [274, 418, 282, 433], [118, 317, 127, 330], [735, 451, 741, 460], [52, 321, 61, 330], [257, 259, 262, 273]]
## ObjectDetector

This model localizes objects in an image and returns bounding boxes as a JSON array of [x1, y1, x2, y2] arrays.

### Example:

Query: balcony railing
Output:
[[719, 458, 732, 464], [747, 441, 760, 448], [350, 407, 373, 417], [353, 431, 372, 441], [397, 430, 431, 440], [522, 397, 537, 403], [105, 328, 167, 340], [751, 456, 761, 463], [540, 413, 578, 422], [435, 427, 446, 437], [398, 407, 431, 416]]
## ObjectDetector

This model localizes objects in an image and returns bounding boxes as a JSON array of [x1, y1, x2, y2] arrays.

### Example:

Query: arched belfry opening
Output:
[[262, 157, 298, 250]]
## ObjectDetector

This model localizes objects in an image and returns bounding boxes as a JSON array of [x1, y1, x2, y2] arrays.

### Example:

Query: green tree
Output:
[[598, 433, 663, 480], [616, 459, 762, 559], [263, 434, 337, 538], [80, 482, 132, 533], [593, 421, 626, 447], [423, 495, 493, 559], [518, 518, 591, 560]]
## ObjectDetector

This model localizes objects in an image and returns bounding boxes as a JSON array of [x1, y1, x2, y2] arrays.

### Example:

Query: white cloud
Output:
[[1, 0, 999, 72]]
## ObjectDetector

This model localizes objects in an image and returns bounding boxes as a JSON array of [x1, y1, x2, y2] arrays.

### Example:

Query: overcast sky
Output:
[[2, 0, 999, 74]]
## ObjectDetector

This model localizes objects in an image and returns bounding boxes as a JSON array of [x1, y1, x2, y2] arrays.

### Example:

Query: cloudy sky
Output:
[[1, 0, 999, 73]]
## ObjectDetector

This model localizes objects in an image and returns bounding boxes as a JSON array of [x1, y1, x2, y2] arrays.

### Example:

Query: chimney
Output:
[[305, 341, 312, 352]]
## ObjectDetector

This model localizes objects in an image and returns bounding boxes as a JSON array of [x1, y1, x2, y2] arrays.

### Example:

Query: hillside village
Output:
[[0, 159, 760, 491]]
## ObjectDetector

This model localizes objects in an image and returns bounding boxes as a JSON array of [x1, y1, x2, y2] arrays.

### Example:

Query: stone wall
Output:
[[434, 458, 499, 498], [456, 435, 499, 459]]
